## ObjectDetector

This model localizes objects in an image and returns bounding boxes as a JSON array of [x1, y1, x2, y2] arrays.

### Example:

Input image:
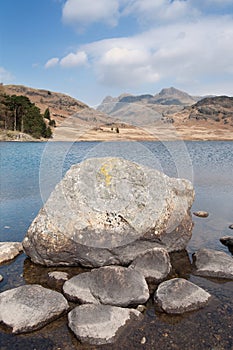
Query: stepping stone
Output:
[[154, 278, 211, 314], [63, 266, 149, 307], [68, 304, 142, 345], [0, 284, 69, 333], [193, 248, 233, 279]]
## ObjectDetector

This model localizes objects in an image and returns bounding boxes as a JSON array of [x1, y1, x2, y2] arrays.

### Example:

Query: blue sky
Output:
[[1, 0, 233, 106]]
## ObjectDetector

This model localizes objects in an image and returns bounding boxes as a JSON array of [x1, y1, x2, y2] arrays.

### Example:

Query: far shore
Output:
[[1, 125, 233, 142]]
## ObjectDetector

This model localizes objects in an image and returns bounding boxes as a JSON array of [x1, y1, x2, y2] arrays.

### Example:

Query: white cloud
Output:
[[123, 0, 199, 25], [62, 0, 120, 27], [101, 47, 150, 65], [49, 0, 233, 92], [0, 67, 14, 83], [96, 47, 159, 86], [45, 57, 59, 69], [80, 16, 233, 88], [45, 52, 87, 69], [61, 0, 233, 30], [60, 51, 88, 67]]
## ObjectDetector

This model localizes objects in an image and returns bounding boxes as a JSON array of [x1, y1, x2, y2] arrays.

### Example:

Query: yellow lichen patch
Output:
[[99, 162, 113, 186]]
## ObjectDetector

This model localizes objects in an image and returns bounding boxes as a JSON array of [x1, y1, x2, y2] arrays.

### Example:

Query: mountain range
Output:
[[1, 84, 232, 141]]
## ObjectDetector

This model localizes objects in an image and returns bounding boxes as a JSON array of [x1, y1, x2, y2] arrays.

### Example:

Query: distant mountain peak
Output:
[[157, 87, 193, 98]]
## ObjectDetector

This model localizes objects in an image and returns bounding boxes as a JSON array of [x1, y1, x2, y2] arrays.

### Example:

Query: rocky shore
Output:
[[0, 158, 232, 346]]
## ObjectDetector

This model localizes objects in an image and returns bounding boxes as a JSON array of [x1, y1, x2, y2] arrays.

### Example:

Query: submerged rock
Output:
[[129, 248, 171, 283], [68, 304, 142, 345], [154, 278, 211, 314], [193, 248, 233, 279], [0, 284, 69, 334], [48, 271, 69, 281], [23, 157, 194, 267], [193, 211, 209, 218], [63, 266, 149, 307], [0, 242, 23, 264]]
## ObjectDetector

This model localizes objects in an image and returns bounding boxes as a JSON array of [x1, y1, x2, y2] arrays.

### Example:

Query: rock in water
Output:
[[48, 271, 69, 281], [68, 304, 142, 345], [193, 211, 209, 218], [154, 278, 211, 314], [220, 236, 233, 248], [193, 248, 233, 279], [23, 157, 194, 267], [129, 248, 171, 283], [0, 242, 23, 264], [0, 284, 69, 334], [63, 266, 149, 306]]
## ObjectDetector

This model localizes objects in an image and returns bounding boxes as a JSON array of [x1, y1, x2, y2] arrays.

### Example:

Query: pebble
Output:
[[229, 224, 233, 229], [141, 336, 146, 344], [193, 211, 209, 218], [0, 274, 3, 282], [136, 305, 147, 313], [48, 271, 69, 281]]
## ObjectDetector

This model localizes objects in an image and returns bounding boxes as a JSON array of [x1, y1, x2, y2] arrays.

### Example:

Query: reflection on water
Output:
[[0, 141, 233, 349]]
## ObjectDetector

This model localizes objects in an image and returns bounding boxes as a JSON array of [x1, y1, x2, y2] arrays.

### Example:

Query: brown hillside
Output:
[[3, 84, 88, 126]]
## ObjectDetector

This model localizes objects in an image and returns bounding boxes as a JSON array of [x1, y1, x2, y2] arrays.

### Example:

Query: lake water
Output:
[[0, 141, 233, 349]]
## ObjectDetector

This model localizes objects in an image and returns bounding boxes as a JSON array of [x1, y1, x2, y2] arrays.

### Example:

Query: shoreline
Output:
[[1, 128, 233, 142]]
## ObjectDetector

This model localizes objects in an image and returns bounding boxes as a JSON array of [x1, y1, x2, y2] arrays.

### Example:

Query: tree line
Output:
[[0, 92, 53, 139]]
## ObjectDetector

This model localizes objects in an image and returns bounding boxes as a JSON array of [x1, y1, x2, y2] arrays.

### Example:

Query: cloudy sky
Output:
[[1, 0, 233, 106]]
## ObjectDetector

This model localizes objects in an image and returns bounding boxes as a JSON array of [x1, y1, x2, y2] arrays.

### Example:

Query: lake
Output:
[[0, 141, 233, 349]]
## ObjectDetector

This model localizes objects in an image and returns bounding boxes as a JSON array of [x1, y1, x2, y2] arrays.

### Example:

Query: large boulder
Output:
[[23, 157, 194, 267], [0, 284, 69, 334], [68, 304, 142, 345], [63, 266, 149, 307]]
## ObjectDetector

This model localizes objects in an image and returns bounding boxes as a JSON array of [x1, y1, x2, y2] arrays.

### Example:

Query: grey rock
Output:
[[23, 157, 194, 267], [0, 284, 69, 334], [63, 266, 149, 307], [68, 304, 142, 345], [193, 248, 233, 279], [0, 274, 3, 282], [0, 242, 23, 264], [48, 271, 69, 281], [129, 248, 171, 282], [193, 211, 209, 218], [155, 278, 211, 314]]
